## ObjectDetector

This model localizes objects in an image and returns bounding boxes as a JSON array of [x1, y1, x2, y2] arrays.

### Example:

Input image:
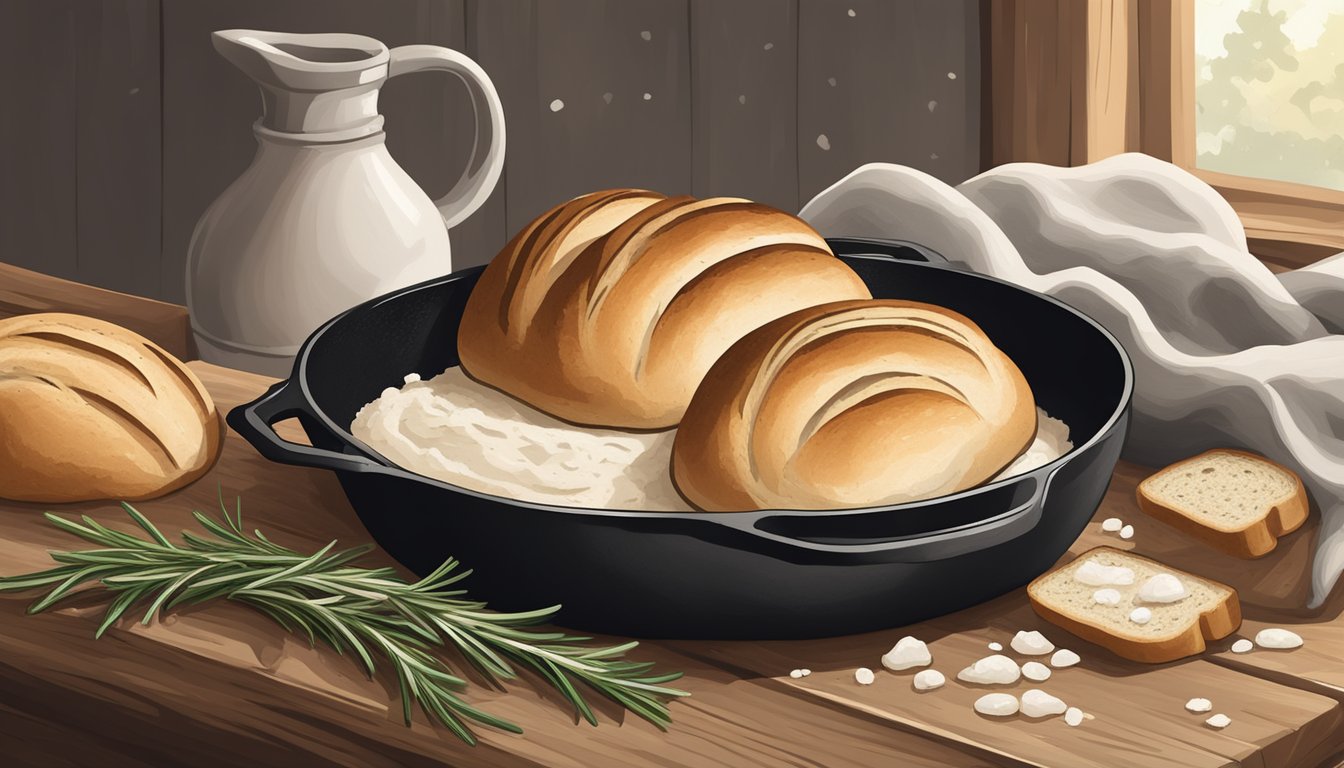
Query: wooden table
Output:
[[2, 263, 1343, 767]]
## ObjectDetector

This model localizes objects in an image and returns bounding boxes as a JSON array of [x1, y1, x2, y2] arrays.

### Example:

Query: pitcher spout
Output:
[[212, 30, 390, 138]]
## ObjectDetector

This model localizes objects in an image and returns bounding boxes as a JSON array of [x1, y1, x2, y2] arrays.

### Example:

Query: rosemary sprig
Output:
[[0, 499, 688, 744]]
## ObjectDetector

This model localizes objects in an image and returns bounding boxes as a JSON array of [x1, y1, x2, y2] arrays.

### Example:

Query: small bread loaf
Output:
[[0, 313, 222, 503], [1028, 547, 1241, 663], [1137, 449, 1309, 558], [672, 300, 1036, 511], [457, 189, 872, 429]]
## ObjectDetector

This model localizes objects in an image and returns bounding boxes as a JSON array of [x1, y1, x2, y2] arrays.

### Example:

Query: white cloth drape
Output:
[[799, 153, 1344, 608]]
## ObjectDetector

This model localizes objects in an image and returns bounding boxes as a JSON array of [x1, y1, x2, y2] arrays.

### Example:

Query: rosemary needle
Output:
[[0, 499, 689, 745]]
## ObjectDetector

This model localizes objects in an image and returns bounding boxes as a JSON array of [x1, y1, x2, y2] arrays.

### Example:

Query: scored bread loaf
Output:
[[457, 189, 872, 429], [1136, 448, 1309, 558], [671, 299, 1037, 511], [0, 313, 222, 503], [1027, 547, 1241, 663]]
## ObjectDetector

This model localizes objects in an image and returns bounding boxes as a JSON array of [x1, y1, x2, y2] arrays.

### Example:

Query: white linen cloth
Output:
[[799, 153, 1344, 608]]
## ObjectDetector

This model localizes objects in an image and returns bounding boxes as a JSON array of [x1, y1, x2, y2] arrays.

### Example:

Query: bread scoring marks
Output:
[[497, 189, 664, 340], [581, 199, 830, 378], [11, 329, 157, 396], [581, 196, 720, 321], [739, 301, 1007, 506], [144, 343, 213, 421], [69, 386, 182, 471]]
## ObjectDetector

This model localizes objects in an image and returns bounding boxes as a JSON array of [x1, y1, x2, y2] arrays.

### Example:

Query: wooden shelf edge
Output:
[[0, 261, 191, 360]]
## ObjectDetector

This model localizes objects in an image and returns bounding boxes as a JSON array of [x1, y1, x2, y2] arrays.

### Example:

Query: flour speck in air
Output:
[[817, 134, 831, 151], [549, 99, 564, 112]]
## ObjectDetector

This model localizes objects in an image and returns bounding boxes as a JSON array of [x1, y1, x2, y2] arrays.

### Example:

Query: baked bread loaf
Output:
[[672, 300, 1036, 511], [1028, 547, 1241, 663], [1137, 449, 1309, 558], [0, 313, 222, 503], [457, 189, 872, 429]]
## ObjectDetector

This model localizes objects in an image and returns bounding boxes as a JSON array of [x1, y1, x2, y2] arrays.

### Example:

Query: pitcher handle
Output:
[[388, 45, 506, 231]]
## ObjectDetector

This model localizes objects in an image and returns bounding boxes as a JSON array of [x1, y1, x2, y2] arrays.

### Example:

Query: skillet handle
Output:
[[227, 379, 387, 474], [729, 468, 1056, 563]]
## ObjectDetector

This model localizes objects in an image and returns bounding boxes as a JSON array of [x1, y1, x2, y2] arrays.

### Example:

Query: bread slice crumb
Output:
[[1028, 547, 1241, 663], [1137, 449, 1308, 558]]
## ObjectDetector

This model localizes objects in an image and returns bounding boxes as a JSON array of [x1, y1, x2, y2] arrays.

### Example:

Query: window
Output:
[[1195, 0, 1344, 192], [987, 0, 1344, 266]]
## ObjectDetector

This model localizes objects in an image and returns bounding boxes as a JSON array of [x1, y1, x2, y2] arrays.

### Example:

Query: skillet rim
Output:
[[281, 252, 1135, 524]]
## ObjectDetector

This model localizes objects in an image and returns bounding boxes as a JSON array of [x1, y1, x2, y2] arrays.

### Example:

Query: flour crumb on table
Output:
[[1064, 707, 1085, 726], [1101, 517, 1123, 532], [854, 667, 875, 685], [1011, 630, 1054, 655], [913, 669, 945, 691], [1231, 638, 1254, 653], [957, 655, 1021, 685], [974, 693, 1019, 717], [1186, 697, 1213, 713], [1022, 661, 1051, 682], [987, 641, 1003, 651], [1120, 524, 1135, 540], [1020, 689, 1067, 718], [1206, 713, 1231, 729], [1255, 628, 1303, 649], [1050, 649, 1080, 668], [881, 636, 932, 671]]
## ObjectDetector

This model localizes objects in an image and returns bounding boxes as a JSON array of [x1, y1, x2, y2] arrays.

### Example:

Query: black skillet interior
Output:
[[235, 237, 1132, 637], [299, 237, 1126, 500]]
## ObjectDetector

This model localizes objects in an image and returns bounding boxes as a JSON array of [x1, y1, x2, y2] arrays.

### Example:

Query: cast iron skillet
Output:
[[229, 238, 1133, 639]]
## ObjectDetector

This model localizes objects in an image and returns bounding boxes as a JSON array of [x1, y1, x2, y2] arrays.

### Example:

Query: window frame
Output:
[[985, 0, 1344, 269]]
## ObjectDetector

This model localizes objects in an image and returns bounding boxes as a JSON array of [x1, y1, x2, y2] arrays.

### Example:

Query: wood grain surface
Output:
[[2, 272, 1344, 766], [0, 363, 993, 768], [0, 261, 190, 359]]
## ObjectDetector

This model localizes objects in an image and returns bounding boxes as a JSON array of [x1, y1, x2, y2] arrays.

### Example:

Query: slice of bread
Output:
[[1136, 449, 1309, 558], [1027, 547, 1241, 664]]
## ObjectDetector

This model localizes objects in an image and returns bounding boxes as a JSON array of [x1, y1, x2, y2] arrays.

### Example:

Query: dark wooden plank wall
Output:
[[0, 0, 161, 296], [0, 0, 981, 304]]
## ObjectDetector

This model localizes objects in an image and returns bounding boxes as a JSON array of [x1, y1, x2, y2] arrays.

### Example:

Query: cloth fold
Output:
[[799, 153, 1344, 608]]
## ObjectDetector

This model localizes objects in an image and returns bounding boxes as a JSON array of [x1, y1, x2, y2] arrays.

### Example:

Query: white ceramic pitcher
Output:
[[187, 29, 505, 376]]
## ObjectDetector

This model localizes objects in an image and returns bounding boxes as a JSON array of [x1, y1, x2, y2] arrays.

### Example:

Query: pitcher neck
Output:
[[254, 82, 385, 142]]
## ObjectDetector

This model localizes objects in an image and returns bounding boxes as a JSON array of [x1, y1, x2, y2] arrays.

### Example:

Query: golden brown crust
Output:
[[457, 190, 872, 429], [0, 313, 222, 503], [1136, 449, 1310, 559], [671, 299, 1037, 511], [1026, 547, 1242, 664]]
